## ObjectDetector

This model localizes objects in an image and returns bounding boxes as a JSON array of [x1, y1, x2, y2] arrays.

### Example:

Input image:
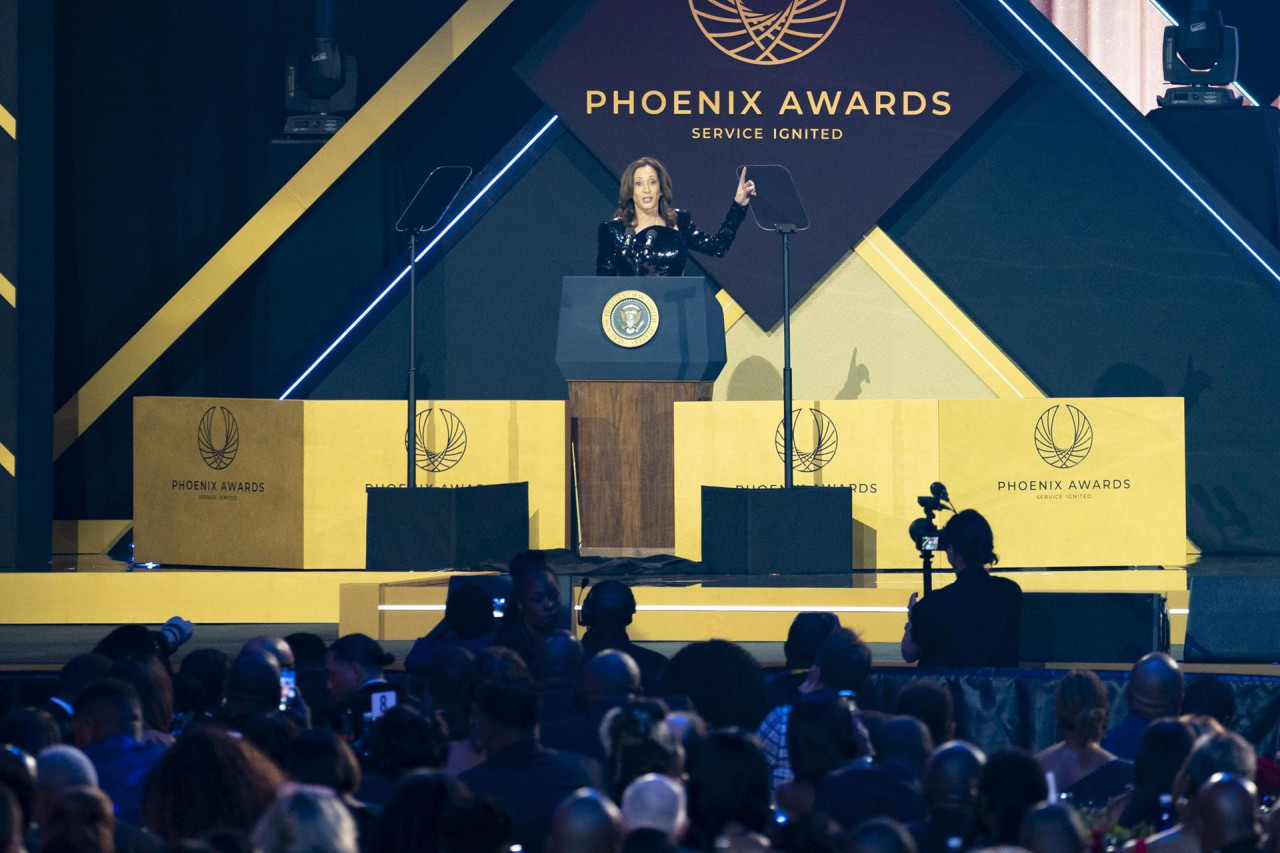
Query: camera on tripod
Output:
[[907, 482, 955, 591]]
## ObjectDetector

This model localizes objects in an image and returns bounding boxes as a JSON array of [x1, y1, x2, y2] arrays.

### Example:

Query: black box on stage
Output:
[[1185, 576, 1280, 664], [701, 486, 852, 575], [365, 483, 529, 571], [1019, 592, 1168, 664]]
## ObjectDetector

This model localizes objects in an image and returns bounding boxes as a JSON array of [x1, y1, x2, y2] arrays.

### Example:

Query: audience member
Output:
[[546, 788, 624, 853], [421, 645, 483, 776], [1110, 719, 1194, 833], [71, 679, 166, 826], [492, 551, 562, 667], [404, 583, 497, 676], [684, 730, 772, 852], [758, 627, 873, 790], [1182, 677, 1237, 729], [41, 654, 112, 743], [34, 745, 162, 853], [243, 637, 295, 670], [771, 812, 843, 853], [285, 632, 333, 727], [223, 651, 283, 721], [359, 705, 448, 805], [251, 784, 357, 853], [535, 630, 586, 715], [285, 633, 329, 672], [974, 748, 1049, 847], [1037, 670, 1128, 805], [1019, 802, 1088, 853], [324, 634, 403, 742], [42, 786, 115, 853], [776, 691, 868, 818], [107, 656, 174, 748], [846, 818, 918, 853], [1122, 730, 1257, 853], [459, 648, 601, 853], [766, 613, 840, 712], [895, 682, 955, 748], [93, 619, 193, 667], [542, 650, 642, 763], [172, 648, 230, 734], [909, 740, 987, 853], [621, 774, 689, 853], [901, 509, 1022, 668], [659, 641, 768, 731], [370, 770, 487, 853], [600, 700, 682, 801], [0, 708, 60, 758], [141, 727, 284, 843], [1194, 774, 1261, 853], [1103, 653, 1183, 761], [579, 581, 669, 693], [281, 728, 376, 840], [0, 746, 35, 843], [816, 715, 930, 831]]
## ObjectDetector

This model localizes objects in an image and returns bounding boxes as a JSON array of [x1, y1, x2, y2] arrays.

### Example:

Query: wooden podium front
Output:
[[556, 276, 726, 556], [570, 380, 712, 555]]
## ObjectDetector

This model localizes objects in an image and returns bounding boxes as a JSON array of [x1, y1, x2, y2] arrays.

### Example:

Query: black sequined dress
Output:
[[595, 202, 748, 276]]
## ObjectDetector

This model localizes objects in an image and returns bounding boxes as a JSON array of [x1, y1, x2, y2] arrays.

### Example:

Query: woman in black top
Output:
[[900, 509, 1023, 668], [596, 157, 755, 277]]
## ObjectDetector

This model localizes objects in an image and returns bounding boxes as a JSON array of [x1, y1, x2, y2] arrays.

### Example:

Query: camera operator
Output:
[[900, 509, 1022, 668]]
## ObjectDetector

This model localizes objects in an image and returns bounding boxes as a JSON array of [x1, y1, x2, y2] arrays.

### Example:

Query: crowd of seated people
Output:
[[2, 553, 1280, 853]]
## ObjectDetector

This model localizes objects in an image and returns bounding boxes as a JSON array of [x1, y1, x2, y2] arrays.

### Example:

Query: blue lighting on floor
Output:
[[1145, 0, 1259, 104], [279, 114, 561, 400], [997, 0, 1280, 285]]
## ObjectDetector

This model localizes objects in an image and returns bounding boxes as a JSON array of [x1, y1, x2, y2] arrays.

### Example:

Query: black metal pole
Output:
[[781, 227, 794, 488], [407, 232, 417, 489]]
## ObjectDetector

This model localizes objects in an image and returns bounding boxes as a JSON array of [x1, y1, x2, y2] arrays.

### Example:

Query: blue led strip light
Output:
[[993, 0, 1280, 285], [1146, 0, 1260, 105], [279, 113, 561, 400]]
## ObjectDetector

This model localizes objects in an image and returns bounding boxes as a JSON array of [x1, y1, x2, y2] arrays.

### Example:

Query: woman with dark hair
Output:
[[777, 692, 869, 818], [683, 730, 772, 852], [1108, 719, 1195, 834], [108, 656, 175, 746], [600, 699, 683, 801], [657, 640, 768, 730], [1038, 671, 1129, 806], [491, 552, 561, 668], [901, 508, 1023, 668], [370, 771, 473, 853], [142, 727, 285, 842], [283, 729, 379, 844], [42, 787, 115, 853], [173, 649, 230, 734], [596, 157, 754, 277]]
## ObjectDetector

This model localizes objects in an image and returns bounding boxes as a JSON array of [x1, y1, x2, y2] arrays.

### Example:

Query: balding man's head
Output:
[[584, 650, 641, 700], [243, 636, 294, 669], [537, 629, 585, 690], [226, 650, 282, 716], [34, 745, 98, 825], [1019, 803, 1087, 853], [1125, 653, 1183, 720], [1195, 774, 1260, 852], [925, 740, 987, 812], [1180, 731, 1257, 800], [622, 773, 687, 842], [547, 788, 624, 853]]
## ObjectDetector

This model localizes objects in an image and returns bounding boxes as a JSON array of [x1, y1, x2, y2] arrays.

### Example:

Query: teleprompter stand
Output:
[[701, 166, 853, 574], [366, 166, 529, 571]]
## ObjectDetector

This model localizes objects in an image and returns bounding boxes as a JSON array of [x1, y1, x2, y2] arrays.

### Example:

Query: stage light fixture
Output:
[[1158, 0, 1243, 107], [278, 114, 561, 401], [284, 0, 358, 136]]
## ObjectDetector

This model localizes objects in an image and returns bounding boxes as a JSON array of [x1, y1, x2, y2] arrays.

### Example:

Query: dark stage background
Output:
[[40, 0, 1280, 559]]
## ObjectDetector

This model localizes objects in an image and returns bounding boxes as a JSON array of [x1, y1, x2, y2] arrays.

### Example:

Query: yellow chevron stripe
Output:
[[715, 288, 745, 331], [856, 227, 1044, 399], [0, 102, 14, 140], [51, 0, 515, 460], [0, 439, 13, 477], [0, 272, 13, 308]]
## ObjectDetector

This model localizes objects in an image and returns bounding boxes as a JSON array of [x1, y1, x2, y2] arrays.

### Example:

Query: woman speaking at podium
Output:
[[596, 157, 756, 276]]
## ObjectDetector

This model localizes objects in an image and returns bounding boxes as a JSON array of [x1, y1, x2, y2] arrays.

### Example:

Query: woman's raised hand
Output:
[[735, 167, 756, 205]]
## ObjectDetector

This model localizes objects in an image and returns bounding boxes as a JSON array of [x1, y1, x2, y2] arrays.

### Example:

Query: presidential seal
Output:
[[602, 290, 660, 348]]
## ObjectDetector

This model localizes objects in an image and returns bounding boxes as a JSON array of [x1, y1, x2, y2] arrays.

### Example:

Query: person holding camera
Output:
[[900, 509, 1022, 668]]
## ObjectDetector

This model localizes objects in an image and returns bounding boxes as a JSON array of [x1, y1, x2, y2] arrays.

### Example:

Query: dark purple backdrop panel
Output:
[[519, 0, 1023, 328]]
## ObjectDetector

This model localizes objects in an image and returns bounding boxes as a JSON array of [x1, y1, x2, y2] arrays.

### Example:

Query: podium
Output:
[[556, 276, 725, 555]]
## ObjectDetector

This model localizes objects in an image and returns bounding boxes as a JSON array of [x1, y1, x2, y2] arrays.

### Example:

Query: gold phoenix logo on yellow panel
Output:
[[198, 406, 240, 470], [1034, 404, 1093, 469], [690, 0, 846, 65]]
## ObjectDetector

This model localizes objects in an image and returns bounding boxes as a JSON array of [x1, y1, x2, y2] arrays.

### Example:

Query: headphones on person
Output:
[[579, 580, 638, 628]]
